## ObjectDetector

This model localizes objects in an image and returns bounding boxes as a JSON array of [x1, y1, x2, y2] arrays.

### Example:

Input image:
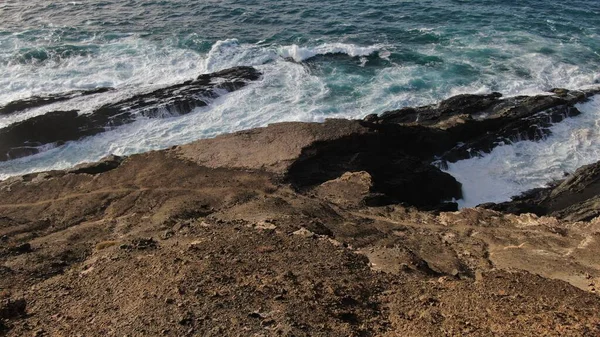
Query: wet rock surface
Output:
[[0, 87, 113, 116], [370, 87, 600, 165], [0, 66, 261, 161], [486, 160, 600, 221]]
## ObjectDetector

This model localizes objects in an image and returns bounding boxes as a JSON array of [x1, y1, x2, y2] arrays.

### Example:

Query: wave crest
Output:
[[203, 39, 385, 72], [277, 43, 383, 62]]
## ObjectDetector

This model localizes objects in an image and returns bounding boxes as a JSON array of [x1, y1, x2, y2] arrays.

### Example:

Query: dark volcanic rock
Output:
[[0, 110, 87, 161], [286, 132, 462, 208], [551, 196, 600, 222], [372, 88, 600, 165], [0, 87, 113, 116], [0, 66, 261, 162], [441, 103, 582, 164], [93, 66, 261, 119], [482, 187, 553, 216], [379, 92, 503, 124], [68, 155, 124, 175], [485, 160, 600, 221]]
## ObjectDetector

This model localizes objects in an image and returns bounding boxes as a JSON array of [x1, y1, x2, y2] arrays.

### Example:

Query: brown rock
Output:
[[313, 171, 373, 207]]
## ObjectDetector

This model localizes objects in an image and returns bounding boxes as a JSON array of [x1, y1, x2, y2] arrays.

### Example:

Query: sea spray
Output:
[[444, 95, 600, 208], [1, 0, 599, 197]]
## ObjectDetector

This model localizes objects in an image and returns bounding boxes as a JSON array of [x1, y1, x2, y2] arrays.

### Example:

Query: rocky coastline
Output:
[[1, 66, 600, 336]]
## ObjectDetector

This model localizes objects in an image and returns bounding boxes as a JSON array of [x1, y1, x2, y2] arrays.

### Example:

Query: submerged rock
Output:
[[0, 87, 113, 116]]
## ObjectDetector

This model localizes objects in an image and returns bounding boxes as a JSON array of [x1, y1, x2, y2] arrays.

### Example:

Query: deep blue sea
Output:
[[1, 0, 600, 206]]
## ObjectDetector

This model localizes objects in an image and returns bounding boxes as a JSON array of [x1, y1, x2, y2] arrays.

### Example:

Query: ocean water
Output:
[[445, 95, 600, 207], [1, 0, 600, 206]]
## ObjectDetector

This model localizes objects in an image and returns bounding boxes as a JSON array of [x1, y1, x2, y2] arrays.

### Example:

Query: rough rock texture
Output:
[[370, 87, 600, 165], [177, 119, 461, 209], [0, 66, 261, 162], [2, 118, 600, 335], [378, 92, 504, 124], [486, 160, 600, 222], [312, 171, 373, 208]]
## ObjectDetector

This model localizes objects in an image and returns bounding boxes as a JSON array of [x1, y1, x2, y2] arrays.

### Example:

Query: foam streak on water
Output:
[[1, 0, 600, 188], [445, 96, 600, 208]]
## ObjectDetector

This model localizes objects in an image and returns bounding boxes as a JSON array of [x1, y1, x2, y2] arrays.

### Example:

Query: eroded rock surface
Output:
[[177, 119, 461, 210], [1, 113, 600, 335]]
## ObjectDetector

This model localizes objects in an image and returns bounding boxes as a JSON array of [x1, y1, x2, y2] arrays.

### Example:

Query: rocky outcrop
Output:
[[3, 85, 598, 210], [485, 160, 600, 221], [312, 171, 373, 208], [2, 126, 600, 336], [365, 86, 600, 218], [177, 119, 461, 210], [0, 87, 113, 116], [5, 52, 600, 335], [368, 88, 600, 165], [93, 66, 260, 119], [0, 66, 261, 161], [375, 92, 504, 124]]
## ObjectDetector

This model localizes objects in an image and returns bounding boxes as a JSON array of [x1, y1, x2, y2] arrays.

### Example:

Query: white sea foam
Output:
[[277, 43, 383, 63], [0, 36, 205, 105], [1, 35, 600, 182], [0, 38, 384, 127], [203, 39, 276, 72], [445, 95, 600, 208], [203, 39, 384, 71], [0, 50, 331, 179], [443, 52, 598, 99]]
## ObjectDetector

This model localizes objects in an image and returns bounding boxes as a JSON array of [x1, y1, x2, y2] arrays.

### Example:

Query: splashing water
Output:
[[1, 0, 600, 203]]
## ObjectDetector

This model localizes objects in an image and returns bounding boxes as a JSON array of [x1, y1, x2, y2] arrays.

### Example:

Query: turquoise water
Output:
[[2, 0, 599, 107], [1, 0, 600, 204]]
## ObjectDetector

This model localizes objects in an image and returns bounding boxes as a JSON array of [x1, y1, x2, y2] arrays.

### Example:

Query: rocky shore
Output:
[[1, 67, 600, 336], [0, 67, 260, 161]]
